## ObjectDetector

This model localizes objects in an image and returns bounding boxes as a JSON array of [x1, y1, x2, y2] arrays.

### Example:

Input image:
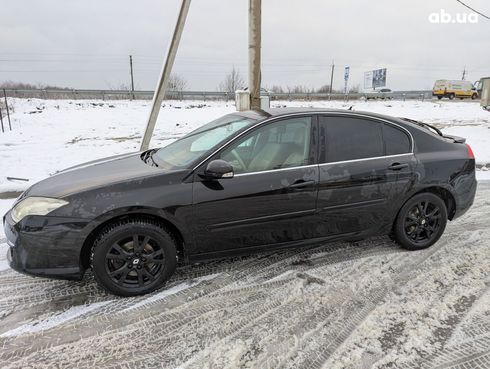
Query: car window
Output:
[[320, 117, 384, 163], [383, 124, 411, 155], [221, 117, 312, 174], [153, 115, 257, 169]]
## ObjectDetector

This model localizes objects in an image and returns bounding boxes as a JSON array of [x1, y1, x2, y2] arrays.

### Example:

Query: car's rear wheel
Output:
[[437, 96, 443, 100], [448, 93, 455, 100], [393, 193, 447, 251], [91, 218, 177, 296], [472, 93, 478, 100]]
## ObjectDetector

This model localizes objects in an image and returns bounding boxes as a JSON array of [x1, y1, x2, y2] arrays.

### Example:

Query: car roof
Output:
[[255, 107, 402, 122]]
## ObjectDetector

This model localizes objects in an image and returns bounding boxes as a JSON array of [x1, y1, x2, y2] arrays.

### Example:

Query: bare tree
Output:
[[317, 85, 331, 93], [268, 85, 285, 94], [286, 85, 315, 94], [218, 66, 245, 93], [168, 74, 188, 92]]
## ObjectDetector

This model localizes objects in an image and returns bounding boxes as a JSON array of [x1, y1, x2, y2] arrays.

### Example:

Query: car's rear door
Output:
[[316, 114, 416, 237], [189, 115, 320, 257]]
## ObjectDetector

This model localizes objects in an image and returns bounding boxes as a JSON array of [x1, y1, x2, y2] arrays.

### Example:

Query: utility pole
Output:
[[462, 66, 466, 80], [129, 55, 135, 100], [140, 0, 192, 151], [249, 0, 261, 110], [329, 60, 335, 94]]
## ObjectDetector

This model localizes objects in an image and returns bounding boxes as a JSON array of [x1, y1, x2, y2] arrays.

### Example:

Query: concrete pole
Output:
[[249, 0, 262, 110], [140, 0, 192, 151]]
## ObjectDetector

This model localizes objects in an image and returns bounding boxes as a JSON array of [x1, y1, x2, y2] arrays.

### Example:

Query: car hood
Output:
[[25, 152, 165, 198]]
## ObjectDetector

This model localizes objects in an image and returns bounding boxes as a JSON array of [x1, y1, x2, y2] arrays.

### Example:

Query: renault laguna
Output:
[[3, 108, 477, 296]]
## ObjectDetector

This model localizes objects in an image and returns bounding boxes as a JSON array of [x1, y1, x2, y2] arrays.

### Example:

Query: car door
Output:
[[189, 115, 320, 257], [316, 114, 416, 237]]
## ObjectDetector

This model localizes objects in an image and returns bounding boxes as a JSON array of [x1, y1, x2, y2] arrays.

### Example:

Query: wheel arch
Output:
[[79, 210, 187, 271], [397, 186, 456, 223]]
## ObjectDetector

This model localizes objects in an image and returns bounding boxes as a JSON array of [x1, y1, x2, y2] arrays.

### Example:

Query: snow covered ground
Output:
[[1, 98, 490, 368], [0, 184, 489, 368]]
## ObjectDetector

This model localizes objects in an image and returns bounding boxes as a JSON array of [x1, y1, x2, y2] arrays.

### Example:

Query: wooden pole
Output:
[[3, 89, 11, 131], [129, 55, 135, 100], [329, 60, 335, 94]]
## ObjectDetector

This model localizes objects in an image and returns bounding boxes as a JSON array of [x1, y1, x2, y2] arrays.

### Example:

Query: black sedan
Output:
[[3, 108, 477, 296]]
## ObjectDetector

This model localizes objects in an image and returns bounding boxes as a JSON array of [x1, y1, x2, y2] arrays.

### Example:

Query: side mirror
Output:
[[203, 159, 234, 180]]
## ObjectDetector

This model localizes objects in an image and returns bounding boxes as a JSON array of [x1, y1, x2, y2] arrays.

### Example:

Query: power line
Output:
[[455, 0, 490, 20]]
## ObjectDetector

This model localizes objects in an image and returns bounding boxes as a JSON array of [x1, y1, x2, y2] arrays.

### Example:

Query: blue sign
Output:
[[344, 66, 350, 81]]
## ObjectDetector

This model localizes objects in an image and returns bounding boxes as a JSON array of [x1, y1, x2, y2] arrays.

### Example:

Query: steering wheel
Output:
[[226, 149, 247, 172]]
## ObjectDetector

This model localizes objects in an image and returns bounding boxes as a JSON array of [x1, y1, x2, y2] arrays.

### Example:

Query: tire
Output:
[[472, 93, 478, 100], [91, 218, 177, 296], [393, 193, 448, 251], [437, 96, 443, 100], [448, 93, 455, 100]]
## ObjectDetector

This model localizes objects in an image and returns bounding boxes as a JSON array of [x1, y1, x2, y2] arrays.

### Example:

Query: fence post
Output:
[[3, 89, 11, 131], [0, 106, 4, 133]]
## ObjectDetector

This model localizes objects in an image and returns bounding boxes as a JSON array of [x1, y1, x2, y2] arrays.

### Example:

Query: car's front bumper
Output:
[[3, 211, 89, 280]]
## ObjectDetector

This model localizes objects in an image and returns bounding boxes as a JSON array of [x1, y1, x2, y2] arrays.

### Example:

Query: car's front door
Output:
[[190, 115, 319, 257], [316, 114, 416, 237]]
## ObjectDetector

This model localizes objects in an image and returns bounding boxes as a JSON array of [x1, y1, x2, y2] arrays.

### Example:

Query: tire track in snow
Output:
[[0, 184, 489, 368]]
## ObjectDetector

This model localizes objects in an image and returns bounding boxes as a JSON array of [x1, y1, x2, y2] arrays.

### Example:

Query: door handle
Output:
[[288, 180, 316, 189], [388, 162, 409, 171]]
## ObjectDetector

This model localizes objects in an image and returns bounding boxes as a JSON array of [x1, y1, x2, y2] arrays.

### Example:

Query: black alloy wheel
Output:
[[91, 219, 177, 296], [105, 234, 165, 289], [393, 193, 447, 250]]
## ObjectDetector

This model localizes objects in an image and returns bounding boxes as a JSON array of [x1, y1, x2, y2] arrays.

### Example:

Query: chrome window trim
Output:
[[191, 111, 415, 172], [233, 164, 318, 177], [232, 153, 414, 177]]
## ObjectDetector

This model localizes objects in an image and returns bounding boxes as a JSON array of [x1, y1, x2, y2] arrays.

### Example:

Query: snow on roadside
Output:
[[0, 300, 113, 337], [0, 198, 15, 238]]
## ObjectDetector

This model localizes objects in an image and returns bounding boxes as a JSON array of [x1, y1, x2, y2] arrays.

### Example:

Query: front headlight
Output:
[[11, 197, 69, 224]]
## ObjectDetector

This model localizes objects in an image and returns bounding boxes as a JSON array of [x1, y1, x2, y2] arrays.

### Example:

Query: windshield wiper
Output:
[[400, 117, 443, 137], [141, 149, 159, 167]]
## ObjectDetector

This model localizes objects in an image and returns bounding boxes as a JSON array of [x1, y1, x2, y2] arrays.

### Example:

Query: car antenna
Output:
[[348, 106, 354, 110]]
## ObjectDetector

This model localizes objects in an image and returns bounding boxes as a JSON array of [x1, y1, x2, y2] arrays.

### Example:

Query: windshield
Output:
[[152, 114, 257, 169]]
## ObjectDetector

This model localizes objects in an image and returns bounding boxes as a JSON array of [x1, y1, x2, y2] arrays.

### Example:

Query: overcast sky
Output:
[[1, 0, 489, 91]]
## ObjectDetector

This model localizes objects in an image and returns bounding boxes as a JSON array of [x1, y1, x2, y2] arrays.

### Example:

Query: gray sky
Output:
[[1, 0, 489, 91]]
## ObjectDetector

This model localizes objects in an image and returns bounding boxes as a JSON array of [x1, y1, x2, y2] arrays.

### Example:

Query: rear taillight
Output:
[[466, 144, 475, 159]]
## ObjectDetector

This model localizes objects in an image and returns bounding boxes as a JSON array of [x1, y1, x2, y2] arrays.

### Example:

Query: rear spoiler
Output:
[[443, 134, 466, 144], [399, 117, 466, 144]]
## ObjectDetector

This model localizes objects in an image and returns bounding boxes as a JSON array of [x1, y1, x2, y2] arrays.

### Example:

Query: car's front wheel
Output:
[[393, 193, 448, 251], [91, 218, 177, 296]]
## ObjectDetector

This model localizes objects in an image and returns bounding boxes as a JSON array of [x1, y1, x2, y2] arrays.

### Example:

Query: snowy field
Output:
[[0, 98, 490, 196], [1, 98, 490, 368]]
